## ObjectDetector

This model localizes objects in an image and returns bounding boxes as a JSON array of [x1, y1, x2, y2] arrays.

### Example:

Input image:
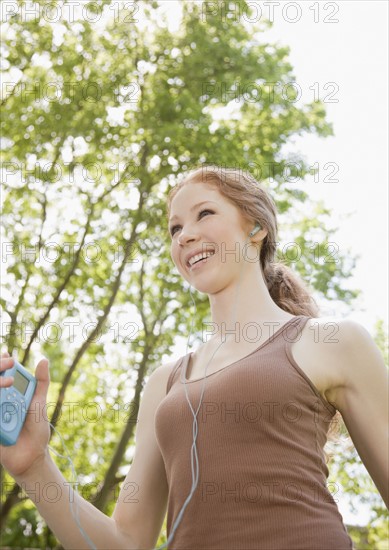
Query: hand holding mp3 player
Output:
[[0, 352, 51, 479], [0, 359, 37, 446]]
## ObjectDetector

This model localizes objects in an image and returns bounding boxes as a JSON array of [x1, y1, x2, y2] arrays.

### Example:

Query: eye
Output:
[[198, 208, 214, 219], [170, 209, 214, 237]]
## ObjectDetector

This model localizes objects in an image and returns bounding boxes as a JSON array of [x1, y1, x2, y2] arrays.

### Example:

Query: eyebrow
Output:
[[169, 201, 217, 223]]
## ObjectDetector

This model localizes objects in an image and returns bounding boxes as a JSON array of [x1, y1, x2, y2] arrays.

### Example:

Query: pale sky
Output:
[[160, 0, 388, 337]]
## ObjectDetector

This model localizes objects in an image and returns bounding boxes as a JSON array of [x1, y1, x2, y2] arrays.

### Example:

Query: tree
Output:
[[1, 1, 377, 547]]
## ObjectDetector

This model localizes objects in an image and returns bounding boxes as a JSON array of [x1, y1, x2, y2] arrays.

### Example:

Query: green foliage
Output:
[[0, 1, 382, 547]]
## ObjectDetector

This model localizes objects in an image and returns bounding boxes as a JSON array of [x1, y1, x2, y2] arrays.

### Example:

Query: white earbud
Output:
[[249, 223, 261, 237]]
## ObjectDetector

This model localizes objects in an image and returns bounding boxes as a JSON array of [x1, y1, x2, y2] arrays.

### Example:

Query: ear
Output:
[[251, 227, 268, 242]]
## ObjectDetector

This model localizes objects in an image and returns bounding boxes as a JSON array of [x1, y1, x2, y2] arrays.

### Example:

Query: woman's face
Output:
[[169, 181, 255, 293]]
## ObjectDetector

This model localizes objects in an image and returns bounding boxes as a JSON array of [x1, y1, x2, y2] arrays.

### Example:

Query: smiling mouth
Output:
[[187, 251, 216, 270]]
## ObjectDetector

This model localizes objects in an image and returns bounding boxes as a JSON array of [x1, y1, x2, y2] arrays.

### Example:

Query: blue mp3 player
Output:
[[0, 360, 37, 446]]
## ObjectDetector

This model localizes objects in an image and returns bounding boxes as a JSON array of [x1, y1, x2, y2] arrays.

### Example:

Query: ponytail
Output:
[[263, 261, 320, 317]]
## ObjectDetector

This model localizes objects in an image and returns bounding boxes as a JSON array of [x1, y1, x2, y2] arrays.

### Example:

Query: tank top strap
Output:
[[283, 315, 337, 415], [285, 314, 312, 341], [282, 315, 311, 356], [166, 355, 186, 394]]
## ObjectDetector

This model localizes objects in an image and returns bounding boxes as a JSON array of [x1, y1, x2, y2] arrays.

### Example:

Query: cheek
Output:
[[171, 246, 178, 264], [171, 245, 183, 270]]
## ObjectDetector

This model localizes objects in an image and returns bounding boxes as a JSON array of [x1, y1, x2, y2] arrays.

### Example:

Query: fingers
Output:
[[0, 375, 14, 387], [0, 355, 14, 387], [0, 357, 14, 371]]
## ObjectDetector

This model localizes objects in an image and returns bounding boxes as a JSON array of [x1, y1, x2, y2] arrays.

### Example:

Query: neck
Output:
[[205, 266, 293, 346]]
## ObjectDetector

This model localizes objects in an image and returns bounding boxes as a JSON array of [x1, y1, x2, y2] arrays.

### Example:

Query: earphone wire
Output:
[[155, 229, 257, 549], [154, 283, 201, 550], [48, 422, 97, 550]]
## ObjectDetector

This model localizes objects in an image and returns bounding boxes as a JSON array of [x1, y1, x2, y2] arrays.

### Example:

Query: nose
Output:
[[177, 227, 198, 246]]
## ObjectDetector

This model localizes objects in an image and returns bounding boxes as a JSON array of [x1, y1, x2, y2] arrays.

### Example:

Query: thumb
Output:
[[34, 358, 50, 401]]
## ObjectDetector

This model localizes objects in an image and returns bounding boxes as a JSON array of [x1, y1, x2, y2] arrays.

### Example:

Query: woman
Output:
[[1, 166, 387, 549]]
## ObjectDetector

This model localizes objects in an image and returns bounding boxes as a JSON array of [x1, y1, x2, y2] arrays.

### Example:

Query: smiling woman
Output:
[[148, 164, 388, 549], [0, 166, 387, 550]]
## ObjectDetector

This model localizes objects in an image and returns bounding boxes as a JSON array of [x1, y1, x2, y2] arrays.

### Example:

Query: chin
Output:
[[191, 280, 223, 296]]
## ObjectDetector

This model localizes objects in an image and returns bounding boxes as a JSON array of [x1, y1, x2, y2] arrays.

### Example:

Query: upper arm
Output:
[[112, 361, 174, 548], [332, 319, 389, 508]]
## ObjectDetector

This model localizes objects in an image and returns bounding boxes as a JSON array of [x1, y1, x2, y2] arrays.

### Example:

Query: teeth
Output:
[[188, 251, 215, 267]]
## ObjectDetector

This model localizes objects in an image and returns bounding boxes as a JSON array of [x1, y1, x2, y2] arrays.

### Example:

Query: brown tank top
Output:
[[155, 315, 354, 549]]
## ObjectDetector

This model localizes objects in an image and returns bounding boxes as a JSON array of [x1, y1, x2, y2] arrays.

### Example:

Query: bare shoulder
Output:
[[298, 316, 384, 407], [151, 359, 177, 377], [322, 316, 387, 399], [291, 316, 369, 407], [146, 359, 178, 395], [304, 316, 379, 367], [297, 315, 370, 354]]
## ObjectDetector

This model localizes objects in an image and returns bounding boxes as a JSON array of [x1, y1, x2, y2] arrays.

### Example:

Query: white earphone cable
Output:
[[155, 227, 259, 549]]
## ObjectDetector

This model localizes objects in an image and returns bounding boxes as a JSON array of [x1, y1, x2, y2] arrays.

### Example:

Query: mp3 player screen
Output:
[[13, 370, 29, 395]]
